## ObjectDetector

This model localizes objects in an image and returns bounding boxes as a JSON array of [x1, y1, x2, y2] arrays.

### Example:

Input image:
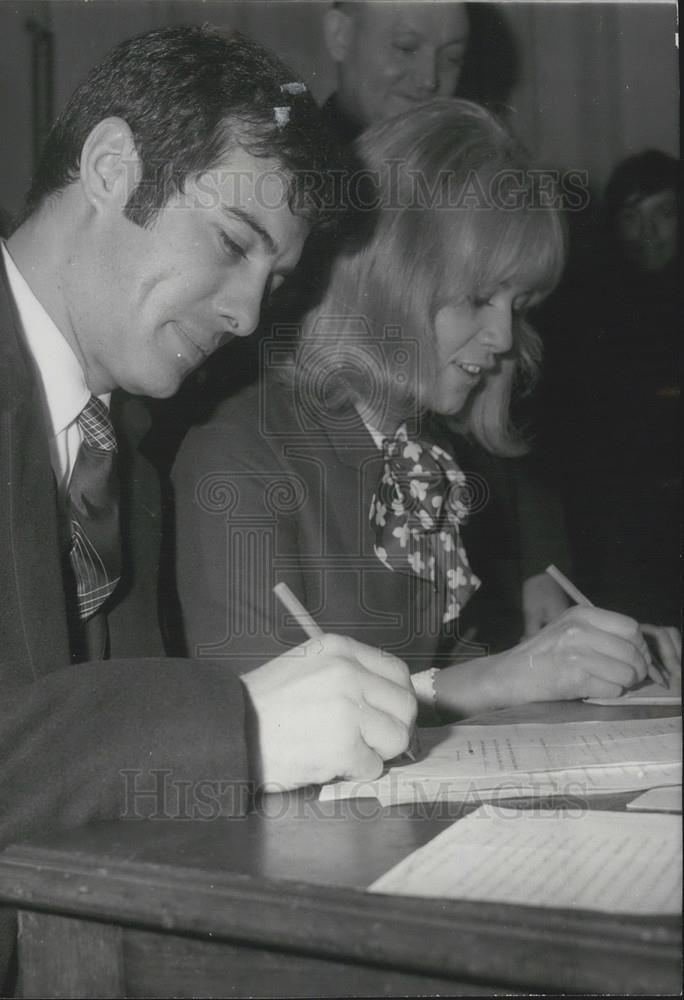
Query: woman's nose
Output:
[[483, 306, 514, 354]]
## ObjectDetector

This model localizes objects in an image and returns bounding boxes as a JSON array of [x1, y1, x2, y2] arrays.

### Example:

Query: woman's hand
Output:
[[434, 606, 651, 718], [500, 606, 651, 704]]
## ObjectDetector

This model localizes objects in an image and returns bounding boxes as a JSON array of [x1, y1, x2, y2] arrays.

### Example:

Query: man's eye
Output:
[[393, 42, 417, 54], [263, 274, 285, 303], [220, 232, 246, 259]]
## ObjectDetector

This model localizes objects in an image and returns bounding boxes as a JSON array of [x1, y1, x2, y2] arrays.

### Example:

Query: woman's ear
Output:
[[79, 117, 141, 214], [323, 4, 355, 63]]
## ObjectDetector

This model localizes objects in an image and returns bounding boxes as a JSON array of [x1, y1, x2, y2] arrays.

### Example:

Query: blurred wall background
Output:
[[0, 0, 679, 221]]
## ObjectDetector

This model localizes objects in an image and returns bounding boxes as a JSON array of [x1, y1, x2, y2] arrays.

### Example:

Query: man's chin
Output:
[[122, 370, 185, 400], [389, 94, 427, 115]]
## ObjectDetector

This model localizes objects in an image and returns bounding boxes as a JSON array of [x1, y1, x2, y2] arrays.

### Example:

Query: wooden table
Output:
[[0, 702, 680, 998]]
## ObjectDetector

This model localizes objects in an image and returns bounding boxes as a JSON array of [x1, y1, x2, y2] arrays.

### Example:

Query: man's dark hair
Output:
[[21, 24, 343, 229]]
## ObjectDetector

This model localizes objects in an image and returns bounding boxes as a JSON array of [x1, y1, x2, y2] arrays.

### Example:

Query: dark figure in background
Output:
[[540, 150, 680, 624]]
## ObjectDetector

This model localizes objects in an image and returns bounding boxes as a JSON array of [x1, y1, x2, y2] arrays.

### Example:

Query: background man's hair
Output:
[[20, 24, 343, 229]]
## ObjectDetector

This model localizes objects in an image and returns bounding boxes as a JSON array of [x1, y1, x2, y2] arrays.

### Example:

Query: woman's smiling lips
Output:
[[453, 359, 492, 381], [458, 361, 483, 377]]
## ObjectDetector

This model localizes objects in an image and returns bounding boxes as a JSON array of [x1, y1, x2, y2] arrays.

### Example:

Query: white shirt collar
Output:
[[362, 417, 386, 451], [354, 405, 406, 451], [2, 241, 91, 437]]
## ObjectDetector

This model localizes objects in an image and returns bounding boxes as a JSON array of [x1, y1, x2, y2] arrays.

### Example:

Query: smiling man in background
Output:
[[322, 1, 470, 141]]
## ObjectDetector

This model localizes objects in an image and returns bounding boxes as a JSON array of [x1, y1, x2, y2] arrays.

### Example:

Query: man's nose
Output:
[[642, 213, 660, 241], [414, 51, 439, 93], [217, 273, 266, 339]]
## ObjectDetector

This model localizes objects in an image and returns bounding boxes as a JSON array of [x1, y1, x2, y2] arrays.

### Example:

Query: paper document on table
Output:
[[374, 761, 683, 807], [369, 806, 682, 916], [627, 786, 682, 812], [319, 717, 682, 803], [396, 717, 681, 772], [586, 678, 681, 706], [320, 761, 683, 806]]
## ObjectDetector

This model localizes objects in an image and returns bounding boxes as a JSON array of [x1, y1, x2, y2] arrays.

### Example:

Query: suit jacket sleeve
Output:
[[0, 657, 249, 849]]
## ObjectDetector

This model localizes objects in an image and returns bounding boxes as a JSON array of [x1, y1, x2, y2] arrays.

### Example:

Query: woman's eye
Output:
[[393, 41, 417, 54], [471, 295, 494, 309], [220, 232, 246, 260]]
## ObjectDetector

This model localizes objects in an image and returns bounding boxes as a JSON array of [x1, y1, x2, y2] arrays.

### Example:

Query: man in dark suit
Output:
[[0, 24, 416, 877], [320, 0, 573, 648]]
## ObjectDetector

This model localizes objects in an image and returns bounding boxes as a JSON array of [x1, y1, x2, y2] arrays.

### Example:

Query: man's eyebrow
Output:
[[221, 206, 279, 256]]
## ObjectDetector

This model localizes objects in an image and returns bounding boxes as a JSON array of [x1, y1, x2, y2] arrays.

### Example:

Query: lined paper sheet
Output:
[[386, 717, 682, 774], [369, 806, 682, 915], [374, 762, 682, 807], [319, 717, 682, 803]]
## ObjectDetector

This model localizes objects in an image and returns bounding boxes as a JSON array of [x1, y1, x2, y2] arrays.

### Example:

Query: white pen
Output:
[[273, 581, 324, 639]]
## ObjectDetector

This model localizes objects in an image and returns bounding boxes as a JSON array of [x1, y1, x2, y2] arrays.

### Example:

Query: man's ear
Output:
[[323, 4, 355, 63], [79, 117, 141, 214]]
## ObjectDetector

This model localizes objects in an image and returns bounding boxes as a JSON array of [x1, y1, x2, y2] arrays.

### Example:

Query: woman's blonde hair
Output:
[[295, 99, 566, 455]]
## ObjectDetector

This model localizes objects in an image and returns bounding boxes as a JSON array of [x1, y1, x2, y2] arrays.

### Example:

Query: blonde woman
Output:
[[174, 100, 678, 719]]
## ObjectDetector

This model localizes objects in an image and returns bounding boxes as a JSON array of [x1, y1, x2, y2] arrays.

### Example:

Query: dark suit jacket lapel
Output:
[[0, 255, 71, 687]]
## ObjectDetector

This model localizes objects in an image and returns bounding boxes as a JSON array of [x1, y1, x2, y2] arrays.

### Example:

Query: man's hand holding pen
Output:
[[241, 633, 417, 791]]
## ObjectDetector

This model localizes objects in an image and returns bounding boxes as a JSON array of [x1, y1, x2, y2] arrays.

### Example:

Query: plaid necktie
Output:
[[67, 395, 122, 621], [369, 424, 480, 624]]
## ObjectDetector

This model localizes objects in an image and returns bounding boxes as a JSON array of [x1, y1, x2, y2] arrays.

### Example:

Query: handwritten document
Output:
[[394, 717, 682, 773], [369, 806, 682, 915], [320, 717, 682, 805]]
